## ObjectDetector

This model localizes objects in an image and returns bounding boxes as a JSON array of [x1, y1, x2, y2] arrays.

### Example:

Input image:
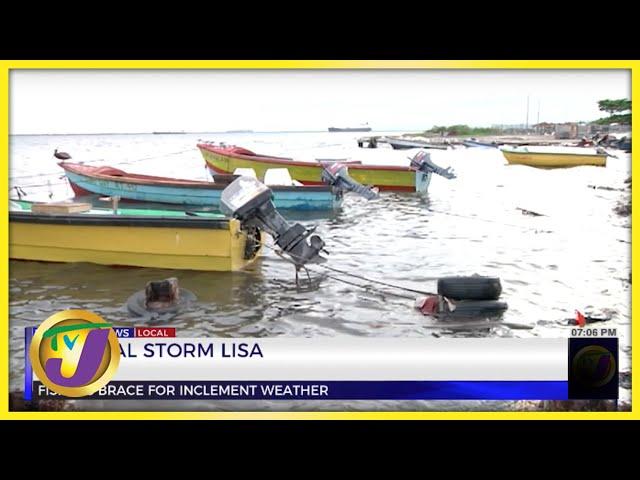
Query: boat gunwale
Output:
[[61, 161, 334, 193], [9, 211, 231, 229], [197, 143, 416, 172], [500, 148, 607, 159]]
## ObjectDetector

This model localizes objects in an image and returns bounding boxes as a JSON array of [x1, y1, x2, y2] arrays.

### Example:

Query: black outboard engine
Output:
[[321, 162, 379, 200], [220, 176, 326, 268], [410, 150, 456, 179]]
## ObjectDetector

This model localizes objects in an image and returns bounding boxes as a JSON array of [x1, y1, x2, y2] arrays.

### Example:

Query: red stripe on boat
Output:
[[205, 165, 413, 190], [68, 181, 93, 196], [197, 144, 413, 172]]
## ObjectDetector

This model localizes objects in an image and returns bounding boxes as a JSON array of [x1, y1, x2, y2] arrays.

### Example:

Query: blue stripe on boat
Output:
[[65, 170, 340, 211]]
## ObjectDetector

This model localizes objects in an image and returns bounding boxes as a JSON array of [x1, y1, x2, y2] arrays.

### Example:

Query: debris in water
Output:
[[566, 309, 613, 325], [516, 207, 545, 217], [614, 199, 631, 216], [126, 277, 197, 321], [9, 391, 75, 411], [587, 184, 623, 192], [415, 294, 508, 318]]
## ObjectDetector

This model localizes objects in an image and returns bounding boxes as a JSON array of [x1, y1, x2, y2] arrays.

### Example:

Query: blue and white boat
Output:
[[60, 162, 344, 211]]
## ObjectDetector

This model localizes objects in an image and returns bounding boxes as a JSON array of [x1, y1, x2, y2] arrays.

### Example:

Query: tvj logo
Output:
[[571, 345, 616, 388], [29, 310, 120, 397]]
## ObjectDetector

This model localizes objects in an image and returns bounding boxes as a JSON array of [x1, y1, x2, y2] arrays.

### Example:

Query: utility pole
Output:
[[525, 95, 530, 132], [537, 100, 540, 125]]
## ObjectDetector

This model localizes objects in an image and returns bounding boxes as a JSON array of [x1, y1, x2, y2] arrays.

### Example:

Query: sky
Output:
[[9, 69, 630, 134]]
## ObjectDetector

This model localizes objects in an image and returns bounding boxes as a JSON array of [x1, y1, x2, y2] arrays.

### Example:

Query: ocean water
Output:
[[8, 132, 632, 411]]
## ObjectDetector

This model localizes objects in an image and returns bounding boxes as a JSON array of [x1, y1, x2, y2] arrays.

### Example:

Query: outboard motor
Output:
[[321, 162, 379, 200], [410, 150, 456, 179], [220, 176, 327, 268]]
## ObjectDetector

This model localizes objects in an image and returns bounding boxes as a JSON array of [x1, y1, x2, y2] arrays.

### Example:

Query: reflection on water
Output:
[[9, 132, 632, 410]]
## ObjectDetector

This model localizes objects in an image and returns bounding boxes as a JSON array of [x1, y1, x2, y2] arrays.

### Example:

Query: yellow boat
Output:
[[501, 146, 607, 168], [9, 201, 262, 271], [198, 143, 421, 191]]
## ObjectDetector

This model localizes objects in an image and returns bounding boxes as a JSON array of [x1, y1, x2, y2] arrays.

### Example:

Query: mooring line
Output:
[[317, 264, 435, 296], [256, 237, 433, 298], [428, 207, 553, 233], [320, 271, 417, 300], [9, 148, 196, 182]]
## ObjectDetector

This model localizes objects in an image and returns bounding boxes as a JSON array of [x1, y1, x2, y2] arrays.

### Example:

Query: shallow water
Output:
[[8, 132, 632, 410]]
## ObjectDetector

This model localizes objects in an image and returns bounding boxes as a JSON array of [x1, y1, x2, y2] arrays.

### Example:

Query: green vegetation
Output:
[[595, 98, 631, 125], [423, 125, 500, 136], [598, 99, 631, 115]]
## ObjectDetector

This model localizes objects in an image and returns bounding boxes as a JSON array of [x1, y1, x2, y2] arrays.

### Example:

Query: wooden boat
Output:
[[357, 136, 449, 150], [384, 138, 449, 151], [501, 146, 607, 168], [9, 200, 262, 271], [463, 139, 499, 148], [59, 162, 341, 211], [198, 144, 428, 192]]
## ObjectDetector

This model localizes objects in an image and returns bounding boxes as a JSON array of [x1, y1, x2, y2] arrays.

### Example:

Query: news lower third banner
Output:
[[25, 328, 618, 401]]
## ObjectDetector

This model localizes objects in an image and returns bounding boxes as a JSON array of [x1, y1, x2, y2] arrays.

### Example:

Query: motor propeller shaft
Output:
[[321, 162, 379, 200], [410, 150, 456, 179]]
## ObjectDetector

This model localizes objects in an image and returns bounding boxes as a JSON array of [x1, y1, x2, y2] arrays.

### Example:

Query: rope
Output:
[[9, 148, 198, 197], [9, 148, 195, 182], [321, 273, 417, 300], [255, 236, 433, 298], [428, 207, 553, 233], [10, 171, 70, 181], [10, 179, 68, 190], [317, 264, 435, 296]]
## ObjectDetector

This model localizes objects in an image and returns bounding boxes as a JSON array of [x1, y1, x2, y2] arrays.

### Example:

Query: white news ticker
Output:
[[97, 338, 567, 382]]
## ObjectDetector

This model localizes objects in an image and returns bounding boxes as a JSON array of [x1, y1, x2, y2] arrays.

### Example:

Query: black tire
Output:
[[442, 300, 508, 318], [437, 276, 502, 300]]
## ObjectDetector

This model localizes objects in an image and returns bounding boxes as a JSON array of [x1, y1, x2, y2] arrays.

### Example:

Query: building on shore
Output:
[[526, 121, 630, 139]]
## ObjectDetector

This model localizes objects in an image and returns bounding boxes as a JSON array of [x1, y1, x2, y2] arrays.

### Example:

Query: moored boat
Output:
[[59, 162, 342, 211], [197, 143, 454, 192], [463, 138, 499, 148], [385, 137, 449, 150], [9, 200, 262, 271], [501, 146, 607, 168]]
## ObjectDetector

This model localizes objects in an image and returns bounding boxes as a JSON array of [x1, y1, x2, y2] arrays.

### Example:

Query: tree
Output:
[[595, 98, 631, 125], [598, 99, 631, 114]]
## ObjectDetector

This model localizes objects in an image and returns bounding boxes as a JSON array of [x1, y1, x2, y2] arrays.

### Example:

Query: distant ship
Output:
[[328, 126, 372, 132]]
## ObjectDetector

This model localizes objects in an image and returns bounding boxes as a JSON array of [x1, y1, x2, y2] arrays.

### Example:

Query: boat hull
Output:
[[502, 150, 607, 168], [9, 212, 261, 271], [463, 140, 498, 148], [198, 144, 420, 192], [62, 163, 339, 211], [387, 139, 448, 150]]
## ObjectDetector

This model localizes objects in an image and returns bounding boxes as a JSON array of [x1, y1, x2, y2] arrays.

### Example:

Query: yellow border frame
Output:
[[1, 59, 635, 420]]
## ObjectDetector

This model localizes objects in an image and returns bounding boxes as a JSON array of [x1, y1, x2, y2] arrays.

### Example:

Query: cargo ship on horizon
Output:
[[328, 125, 372, 132]]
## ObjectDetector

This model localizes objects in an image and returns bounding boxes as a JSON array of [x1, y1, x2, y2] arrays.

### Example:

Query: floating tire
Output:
[[437, 276, 502, 301], [443, 300, 508, 318]]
